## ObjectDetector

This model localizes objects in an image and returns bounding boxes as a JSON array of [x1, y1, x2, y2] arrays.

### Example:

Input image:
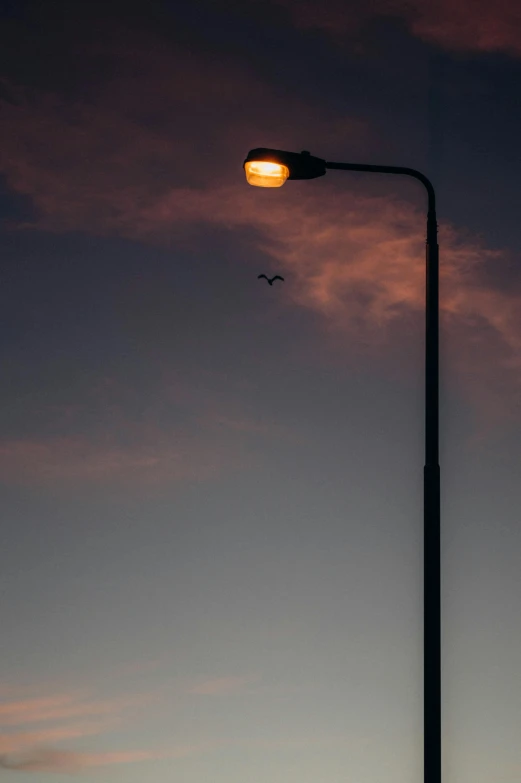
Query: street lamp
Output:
[[244, 147, 441, 783]]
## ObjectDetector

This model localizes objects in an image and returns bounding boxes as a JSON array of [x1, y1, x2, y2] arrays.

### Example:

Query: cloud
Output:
[[399, 0, 521, 56], [146, 180, 521, 425], [0, 721, 109, 757], [188, 675, 254, 696], [0, 435, 224, 485], [0, 744, 209, 773], [274, 0, 521, 56], [0, 673, 352, 774], [0, 30, 372, 237], [0, 369, 291, 486], [0, 683, 200, 774], [0, 689, 158, 760], [147, 179, 516, 333], [1, 33, 515, 327], [0, 747, 83, 773], [0, 731, 367, 774], [1, 26, 521, 427], [0, 692, 154, 728]]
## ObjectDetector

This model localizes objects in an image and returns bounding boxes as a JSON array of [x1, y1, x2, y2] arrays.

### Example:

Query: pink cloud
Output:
[[0, 721, 108, 756], [274, 0, 521, 56], [0, 683, 196, 773], [400, 0, 521, 56], [3, 37, 516, 375], [146, 179, 521, 431], [0, 691, 155, 728], [145, 180, 517, 334], [0, 367, 292, 486], [0, 31, 372, 236], [0, 747, 83, 773], [0, 672, 335, 775], [188, 676, 254, 696], [0, 743, 210, 773], [1, 30, 520, 428], [0, 432, 246, 486], [0, 687, 160, 762], [0, 732, 363, 774]]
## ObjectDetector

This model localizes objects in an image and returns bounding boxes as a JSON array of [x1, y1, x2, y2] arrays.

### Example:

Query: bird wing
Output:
[[258, 274, 268, 280], [272, 275, 284, 282]]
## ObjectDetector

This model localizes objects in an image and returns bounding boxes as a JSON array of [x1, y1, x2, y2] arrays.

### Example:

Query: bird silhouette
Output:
[[258, 274, 284, 286]]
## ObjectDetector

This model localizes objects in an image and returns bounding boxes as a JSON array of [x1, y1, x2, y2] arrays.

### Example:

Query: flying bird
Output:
[[258, 274, 284, 286]]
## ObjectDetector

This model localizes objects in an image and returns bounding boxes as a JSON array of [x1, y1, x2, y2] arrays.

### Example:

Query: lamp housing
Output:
[[244, 148, 326, 187]]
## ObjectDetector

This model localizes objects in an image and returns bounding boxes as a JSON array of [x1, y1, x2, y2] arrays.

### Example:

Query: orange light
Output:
[[244, 160, 289, 188]]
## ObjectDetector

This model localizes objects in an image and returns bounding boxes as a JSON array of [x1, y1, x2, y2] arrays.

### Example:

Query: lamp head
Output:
[[244, 148, 326, 187]]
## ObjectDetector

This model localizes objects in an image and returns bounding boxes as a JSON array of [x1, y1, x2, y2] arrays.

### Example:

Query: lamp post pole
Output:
[[326, 160, 441, 783], [326, 163, 441, 783], [244, 150, 441, 783]]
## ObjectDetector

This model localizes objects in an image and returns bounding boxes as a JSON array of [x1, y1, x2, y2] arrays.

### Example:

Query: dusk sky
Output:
[[1, 1, 521, 781]]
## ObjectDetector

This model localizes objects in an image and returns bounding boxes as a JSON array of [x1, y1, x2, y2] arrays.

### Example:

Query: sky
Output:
[[1, 0, 521, 780]]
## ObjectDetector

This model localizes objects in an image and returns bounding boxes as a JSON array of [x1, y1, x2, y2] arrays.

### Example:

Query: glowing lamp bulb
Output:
[[244, 160, 289, 188]]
